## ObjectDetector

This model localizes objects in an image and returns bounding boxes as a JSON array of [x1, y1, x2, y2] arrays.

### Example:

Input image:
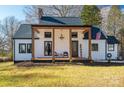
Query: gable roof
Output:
[[13, 16, 119, 44], [83, 26, 106, 39], [13, 24, 38, 39], [40, 16, 82, 26], [107, 36, 119, 44]]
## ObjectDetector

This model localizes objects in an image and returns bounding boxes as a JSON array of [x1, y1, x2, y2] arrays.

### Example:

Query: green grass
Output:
[[0, 62, 124, 87]]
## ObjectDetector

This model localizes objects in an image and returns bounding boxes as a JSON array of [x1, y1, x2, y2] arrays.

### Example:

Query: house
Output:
[[13, 16, 119, 63]]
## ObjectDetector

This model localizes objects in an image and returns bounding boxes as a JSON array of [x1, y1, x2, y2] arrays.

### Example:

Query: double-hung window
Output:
[[92, 43, 98, 51]]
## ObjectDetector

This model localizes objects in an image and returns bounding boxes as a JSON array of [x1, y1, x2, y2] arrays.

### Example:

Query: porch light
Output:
[[59, 34, 64, 40]]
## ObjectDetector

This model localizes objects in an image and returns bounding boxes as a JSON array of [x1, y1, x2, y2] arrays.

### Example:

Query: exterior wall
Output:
[[71, 30, 84, 57], [35, 29, 52, 58], [14, 28, 118, 61], [54, 29, 70, 56], [107, 44, 118, 59], [36, 29, 70, 57], [36, 29, 84, 58], [14, 39, 32, 61], [82, 40, 106, 60]]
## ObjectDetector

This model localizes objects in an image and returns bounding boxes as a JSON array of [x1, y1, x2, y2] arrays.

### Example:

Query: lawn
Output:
[[0, 62, 124, 87]]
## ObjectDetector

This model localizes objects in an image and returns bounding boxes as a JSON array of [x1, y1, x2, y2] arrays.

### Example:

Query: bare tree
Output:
[[46, 5, 83, 17], [23, 5, 83, 23], [0, 16, 21, 57], [0, 21, 7, 56]]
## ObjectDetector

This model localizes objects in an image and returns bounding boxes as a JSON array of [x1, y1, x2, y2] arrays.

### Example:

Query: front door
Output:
[[44, 41, 52, 56], [72, 41, 78, 57]]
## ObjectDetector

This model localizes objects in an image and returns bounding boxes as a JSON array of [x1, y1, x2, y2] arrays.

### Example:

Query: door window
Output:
[[44, 41, 52, 56]]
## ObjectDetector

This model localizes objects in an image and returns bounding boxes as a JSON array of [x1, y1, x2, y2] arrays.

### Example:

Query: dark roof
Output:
[[13, 16, 83, 39], [13, 24, 32, 39], [13, 24, 38, 39], [83, 26, 107, 39], [13, 16, 119, 44], [107, 36, 119, 44], [40, 16, 82, 26]]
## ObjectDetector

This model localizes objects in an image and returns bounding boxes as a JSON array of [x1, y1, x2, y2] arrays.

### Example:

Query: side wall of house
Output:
[[82, 40, 106, 60], [14, 29, 118, 61], [37, 29, 119, 60], [107, 44, 118, 59], [14, 39, 32, 61]]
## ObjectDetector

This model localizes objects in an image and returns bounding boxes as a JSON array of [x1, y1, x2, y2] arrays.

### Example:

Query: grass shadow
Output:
[[82, 62, 124, 67]]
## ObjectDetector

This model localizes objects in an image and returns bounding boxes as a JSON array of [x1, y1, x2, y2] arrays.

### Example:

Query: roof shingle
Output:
[[13, 16, 119, 44], [40, 16, 82, 26]]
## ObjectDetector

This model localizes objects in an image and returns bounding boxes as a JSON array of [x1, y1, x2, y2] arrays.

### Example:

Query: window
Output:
[[92, 43, 98, 51], [44, 41, 52, 56], [44, 32, 51, 38], [19, 44, 26, 53], [27, 44, 32, 53], [72, 32, 78, 38], [108, 44, 114, 51]]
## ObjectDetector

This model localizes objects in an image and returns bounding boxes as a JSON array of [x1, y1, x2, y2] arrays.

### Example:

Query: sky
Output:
[[0, 5, 26, 21], [0, 5, 124, 21]]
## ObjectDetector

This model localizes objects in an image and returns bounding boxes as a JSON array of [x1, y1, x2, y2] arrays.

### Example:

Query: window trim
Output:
[[92, 43, 98, 51], [27, 43, 32, 53], [108, 44, 114, 51], [44, 32, 52, 38], [72, 32, 78, 38], [44, 41, 52, 56], [19, 43, 26, 53]]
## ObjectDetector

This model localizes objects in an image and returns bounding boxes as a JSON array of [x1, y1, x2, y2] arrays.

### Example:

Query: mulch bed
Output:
[[16, 62, 72, 67], [15, 61, 124, 67]]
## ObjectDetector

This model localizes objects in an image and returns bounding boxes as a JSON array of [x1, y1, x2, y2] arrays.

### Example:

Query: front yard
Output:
[[0, 62, 124, 86]]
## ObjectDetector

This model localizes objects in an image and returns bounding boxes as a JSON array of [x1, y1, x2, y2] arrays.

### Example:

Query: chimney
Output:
[[38, 8, 43, 23]]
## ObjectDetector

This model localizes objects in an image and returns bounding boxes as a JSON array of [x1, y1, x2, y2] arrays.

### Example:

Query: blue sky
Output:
[[0, 5, 124, 21], [0, 5, 26, 21]]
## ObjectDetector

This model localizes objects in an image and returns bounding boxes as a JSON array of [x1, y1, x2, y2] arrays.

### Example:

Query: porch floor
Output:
[[32, 57, 84, 61]]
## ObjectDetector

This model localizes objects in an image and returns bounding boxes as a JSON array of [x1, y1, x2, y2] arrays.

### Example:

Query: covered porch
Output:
[[31, 25, 92, 63]]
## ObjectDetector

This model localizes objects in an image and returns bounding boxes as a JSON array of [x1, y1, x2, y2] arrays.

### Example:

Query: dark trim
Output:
[[19, 43, 26, 53], [72, 40, 78, 57], [27, 43, 32, 53], [105, 41, 107, 60], [44, 32, 52, 38], [13, 40, 15, 62], [72, 32, 78, 38], [92, 43, 98, 51], [32, 24, 92, 27], [44, 41, 52, 56], [108, 44, 115, 51]]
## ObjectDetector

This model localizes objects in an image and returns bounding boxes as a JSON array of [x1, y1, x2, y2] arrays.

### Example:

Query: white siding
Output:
[[54, 29, 69, 55], [14, 39, 32, 61], [107, 44, 118, 59], [35, 29, 52, 58], [14, 28, 118, 61], [82, 40, 106, 60]]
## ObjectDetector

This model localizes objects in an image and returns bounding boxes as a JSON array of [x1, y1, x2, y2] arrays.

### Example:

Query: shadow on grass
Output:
[[15, 61, 124, 67], [82, 62, 124, 67]]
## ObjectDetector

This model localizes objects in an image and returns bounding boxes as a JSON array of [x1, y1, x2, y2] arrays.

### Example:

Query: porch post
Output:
[[69, 29, 72, 62], [88, 27, 92, 63], [32, 28, 35, 60], [52, 28, 55, 63]]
